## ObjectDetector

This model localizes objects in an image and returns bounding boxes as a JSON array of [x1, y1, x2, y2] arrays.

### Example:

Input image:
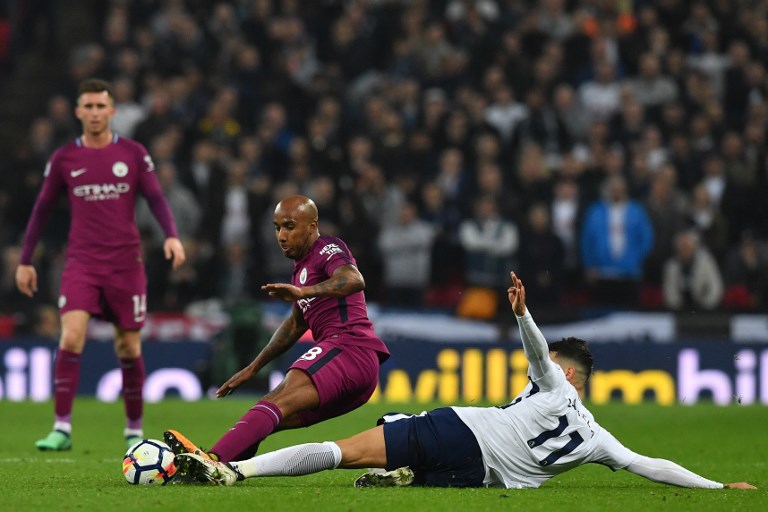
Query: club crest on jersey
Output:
[[112, 161, 129, 177], [58, 295, 67, 309], [299, 268, 307, 284]]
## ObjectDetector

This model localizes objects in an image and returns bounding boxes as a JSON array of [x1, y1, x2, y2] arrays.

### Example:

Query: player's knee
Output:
[[264, 374, 320, 414], [114, 331, 141, 358], [59, 329, 86, 351]]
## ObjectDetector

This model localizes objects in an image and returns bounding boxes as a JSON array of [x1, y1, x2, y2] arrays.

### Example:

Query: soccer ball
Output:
[[122, 439, 177, 485]]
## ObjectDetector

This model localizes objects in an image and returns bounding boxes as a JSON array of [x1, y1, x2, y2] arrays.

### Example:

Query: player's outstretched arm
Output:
[[216, 306, 308, 398], [15, 265, 38, 298], [624, 455, 756, 489], [262, 264, 364, 301], [509, 272, 551, 379]]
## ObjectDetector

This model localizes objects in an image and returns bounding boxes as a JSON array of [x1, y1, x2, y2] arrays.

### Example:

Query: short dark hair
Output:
[[78, 78, 113, 99], [548, 337, 593, 381]]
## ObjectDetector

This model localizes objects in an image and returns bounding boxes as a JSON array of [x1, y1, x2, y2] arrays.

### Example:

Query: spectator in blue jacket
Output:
[[580, 175, 654, 307]]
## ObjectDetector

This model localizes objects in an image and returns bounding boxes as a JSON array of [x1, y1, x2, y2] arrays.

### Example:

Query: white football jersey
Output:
[[452, 310, 639, 489]]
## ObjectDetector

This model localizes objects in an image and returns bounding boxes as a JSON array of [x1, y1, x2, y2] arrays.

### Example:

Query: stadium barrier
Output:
[[1, 338, 766, 405], [54, 308, 768, 344]]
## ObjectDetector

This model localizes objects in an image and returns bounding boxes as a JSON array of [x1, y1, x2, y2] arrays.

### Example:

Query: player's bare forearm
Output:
[[250, 312, 308, 372], [217, 311, 308, 397], [302, 264, 364, 298]]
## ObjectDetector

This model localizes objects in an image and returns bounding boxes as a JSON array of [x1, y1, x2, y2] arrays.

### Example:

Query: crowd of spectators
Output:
[[2, 0, 768, 327]]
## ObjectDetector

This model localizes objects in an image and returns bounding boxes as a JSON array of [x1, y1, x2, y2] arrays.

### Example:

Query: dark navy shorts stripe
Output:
[[306, 347, 342, 375], [338, 298, 348, 323], [382, 407, 485, 488]]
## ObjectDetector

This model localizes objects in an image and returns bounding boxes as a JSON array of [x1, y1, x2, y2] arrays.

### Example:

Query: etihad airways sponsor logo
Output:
[[73, 182, 130, 201]]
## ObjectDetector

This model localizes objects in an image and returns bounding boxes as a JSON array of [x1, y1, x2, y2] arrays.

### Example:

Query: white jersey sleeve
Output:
[[624, 456, 723, 489], [516, 308, 561, 390], [583, 428, 638, 470]]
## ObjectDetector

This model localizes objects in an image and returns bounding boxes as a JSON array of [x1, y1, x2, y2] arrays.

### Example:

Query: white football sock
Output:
[[124, 428, 143, 438], [232, 442, 342, 478], [53, 421, 71, 435]]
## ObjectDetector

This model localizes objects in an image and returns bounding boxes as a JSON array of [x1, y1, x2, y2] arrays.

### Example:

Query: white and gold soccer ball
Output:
[[122, 439, 177, 485]]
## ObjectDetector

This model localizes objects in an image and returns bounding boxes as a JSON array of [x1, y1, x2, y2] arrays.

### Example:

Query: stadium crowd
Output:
[[1, 0, 768, 327]]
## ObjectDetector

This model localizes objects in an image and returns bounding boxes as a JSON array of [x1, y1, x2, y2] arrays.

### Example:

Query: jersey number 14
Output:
[[131, 294, 147, 323]]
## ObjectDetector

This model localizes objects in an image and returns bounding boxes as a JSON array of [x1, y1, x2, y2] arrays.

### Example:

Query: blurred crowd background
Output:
[[1, 0, 768, 334]]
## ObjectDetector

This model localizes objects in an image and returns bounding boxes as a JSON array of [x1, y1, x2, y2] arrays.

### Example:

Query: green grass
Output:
[[1, 399, 766, 511]]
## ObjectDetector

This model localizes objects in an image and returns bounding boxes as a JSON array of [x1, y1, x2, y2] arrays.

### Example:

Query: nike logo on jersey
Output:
[[70, 168, 88, 177]]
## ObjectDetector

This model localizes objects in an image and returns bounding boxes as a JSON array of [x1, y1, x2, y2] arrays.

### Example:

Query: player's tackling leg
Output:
[[164, 430, 212, 459], [172, 423, 395, 486]]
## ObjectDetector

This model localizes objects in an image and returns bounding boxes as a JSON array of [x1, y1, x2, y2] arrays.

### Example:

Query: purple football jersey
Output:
[[292, 236, 389, 359], [21, 135, 177, 270]]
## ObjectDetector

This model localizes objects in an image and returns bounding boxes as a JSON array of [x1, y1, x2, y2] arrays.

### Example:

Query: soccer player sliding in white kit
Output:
[[175, 272, 755, 491]]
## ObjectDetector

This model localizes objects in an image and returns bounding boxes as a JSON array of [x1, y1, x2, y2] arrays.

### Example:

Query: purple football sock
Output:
[[120, 356, 145, 430], [210, 400, 283, 462], [54, 349, 81, 423]]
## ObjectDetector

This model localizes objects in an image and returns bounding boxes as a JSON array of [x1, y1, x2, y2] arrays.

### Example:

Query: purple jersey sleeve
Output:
[[292, 236, 389, 358], [136, 147, 178, 238], [20, 157, 66, 264], [317, 239, 355, 275]]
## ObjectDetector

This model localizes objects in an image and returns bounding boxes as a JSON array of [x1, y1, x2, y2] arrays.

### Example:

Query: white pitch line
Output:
[[0, 457, 76, 463]]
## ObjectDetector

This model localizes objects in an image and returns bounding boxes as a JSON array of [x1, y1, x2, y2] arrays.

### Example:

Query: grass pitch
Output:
[[1, 399, 765, 511]]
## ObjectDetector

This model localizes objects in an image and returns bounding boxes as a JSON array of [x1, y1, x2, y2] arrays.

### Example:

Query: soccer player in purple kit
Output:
[[15, 79, 186, 451], [165, 195, 389, 468]]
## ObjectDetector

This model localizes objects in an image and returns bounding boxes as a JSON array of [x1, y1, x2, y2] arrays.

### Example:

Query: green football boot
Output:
[[35, 430, 72, 451], [125, 435, 143, 451]]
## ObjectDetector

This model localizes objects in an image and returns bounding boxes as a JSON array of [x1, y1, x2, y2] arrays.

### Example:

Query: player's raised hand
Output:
[[15, 265, 38, 298], [724, 482, 757, 490], [262, 283, 304, 302], [508, 271, 527, 316], [216, 365, 257, 398], [164, 237, 186, 269]]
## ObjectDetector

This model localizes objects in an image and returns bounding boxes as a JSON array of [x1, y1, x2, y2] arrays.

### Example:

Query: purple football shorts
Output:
[[289, 338, 381, 427], [59, 263, 147, 330]]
